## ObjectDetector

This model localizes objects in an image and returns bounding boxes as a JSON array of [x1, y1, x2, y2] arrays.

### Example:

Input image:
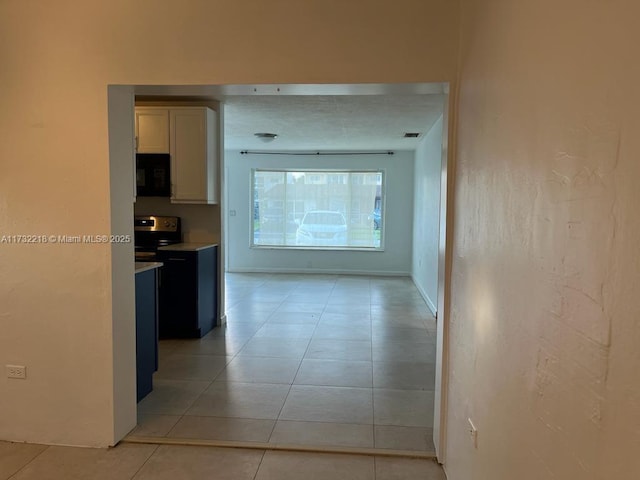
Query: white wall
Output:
[[0, 0, 459, 447], [411, 115, 443, 314], [226, 150, 414, 275], [107, 86, 137, 442], [447, 0, 640, 478]]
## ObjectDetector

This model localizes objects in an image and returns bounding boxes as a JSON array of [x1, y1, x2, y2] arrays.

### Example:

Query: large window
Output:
[[252, 170, 383, 249]]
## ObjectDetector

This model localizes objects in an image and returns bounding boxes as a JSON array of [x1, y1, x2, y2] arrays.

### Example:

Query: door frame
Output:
[[108, 82, 455, 462], [433, 86, 456, 462]]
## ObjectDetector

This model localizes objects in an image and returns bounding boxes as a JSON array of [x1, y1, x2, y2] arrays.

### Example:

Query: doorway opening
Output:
[[109, 83, 452, 461]]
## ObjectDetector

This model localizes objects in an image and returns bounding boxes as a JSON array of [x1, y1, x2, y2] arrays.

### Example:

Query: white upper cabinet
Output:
[[135, 108, 170, 153], [170, 107, 218, 204], [134, 106, 218, 205]]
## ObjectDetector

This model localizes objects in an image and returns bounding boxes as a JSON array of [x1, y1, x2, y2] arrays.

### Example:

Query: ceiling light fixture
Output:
[[254, 132, 278, 143]]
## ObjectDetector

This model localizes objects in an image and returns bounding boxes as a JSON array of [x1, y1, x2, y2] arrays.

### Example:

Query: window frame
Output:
[[250, 168, 386, 251]]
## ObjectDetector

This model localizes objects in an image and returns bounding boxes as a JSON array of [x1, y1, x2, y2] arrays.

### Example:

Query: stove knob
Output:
[[164, 221, 170, 227]]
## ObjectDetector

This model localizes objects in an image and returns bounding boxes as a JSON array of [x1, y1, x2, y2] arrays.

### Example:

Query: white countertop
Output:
[[157, 242, 218, 252], [135, 261, 164, 274]]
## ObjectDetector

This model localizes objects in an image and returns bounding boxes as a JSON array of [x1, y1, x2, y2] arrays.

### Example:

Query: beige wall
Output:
[[447, 0, 640, 478], [0, 0, 459, 446]]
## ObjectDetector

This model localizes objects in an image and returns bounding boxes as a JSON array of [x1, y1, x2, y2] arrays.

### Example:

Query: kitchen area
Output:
[[132, 102, 223, 402]]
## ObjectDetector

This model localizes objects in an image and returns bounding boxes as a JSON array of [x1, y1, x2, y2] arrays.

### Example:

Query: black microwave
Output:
[[136, 153, 171, 197]]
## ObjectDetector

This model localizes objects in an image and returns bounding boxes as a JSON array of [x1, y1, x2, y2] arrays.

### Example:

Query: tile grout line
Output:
[[369, 278, 377, 450], [162, 354, 222, 428], [176, 276, 289, 429], [255, 276, 301, 443], [6, 444, 51, 480], [154, 277, 270, 432], [373, 454, 379, 480], [128, 444, 161, 480], [251, 449, 268, 480], [264, 275, 337, 444]]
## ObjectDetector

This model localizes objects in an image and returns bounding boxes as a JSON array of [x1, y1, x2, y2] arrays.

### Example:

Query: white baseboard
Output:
[[227, 267, 410, 277], [411, 274, 437, 317]]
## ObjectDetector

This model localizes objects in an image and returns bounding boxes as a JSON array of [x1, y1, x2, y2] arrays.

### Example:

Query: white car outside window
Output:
[[295, 211, 347, 246]]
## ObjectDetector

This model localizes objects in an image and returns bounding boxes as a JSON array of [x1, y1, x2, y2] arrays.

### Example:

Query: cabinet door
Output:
[[196, 246, 218, 336], [171, 108, 206, 202], [135, 108, 170, 153], [170, 108, 217, 204], [158, 254, 198, 337]]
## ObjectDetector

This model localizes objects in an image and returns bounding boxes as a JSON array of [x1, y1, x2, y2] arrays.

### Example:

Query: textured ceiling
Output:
[[223, 94, 445, 151]]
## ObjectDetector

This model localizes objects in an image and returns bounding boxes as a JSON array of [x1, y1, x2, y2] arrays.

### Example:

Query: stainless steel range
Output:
[[134, 215, 182, 261]]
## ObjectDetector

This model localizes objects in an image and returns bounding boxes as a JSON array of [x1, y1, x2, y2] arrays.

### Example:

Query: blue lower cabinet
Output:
[[135, 268, 159, 402], [157, 246, 218, 339]]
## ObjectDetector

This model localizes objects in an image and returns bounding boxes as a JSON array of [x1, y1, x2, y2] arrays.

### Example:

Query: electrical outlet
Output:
[[6, 365, 26, 379], [468, 418, 478, 448]]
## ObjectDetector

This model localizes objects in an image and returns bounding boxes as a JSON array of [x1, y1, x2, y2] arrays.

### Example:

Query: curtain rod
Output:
[[240, 150, 394, 156]]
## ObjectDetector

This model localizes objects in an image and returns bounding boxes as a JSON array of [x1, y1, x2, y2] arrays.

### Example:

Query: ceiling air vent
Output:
[[403, 132, 421, 138]]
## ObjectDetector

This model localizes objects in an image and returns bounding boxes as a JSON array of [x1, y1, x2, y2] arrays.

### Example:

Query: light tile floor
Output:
[[134, 273, 437, 453], [0, 441, 447, 480]]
